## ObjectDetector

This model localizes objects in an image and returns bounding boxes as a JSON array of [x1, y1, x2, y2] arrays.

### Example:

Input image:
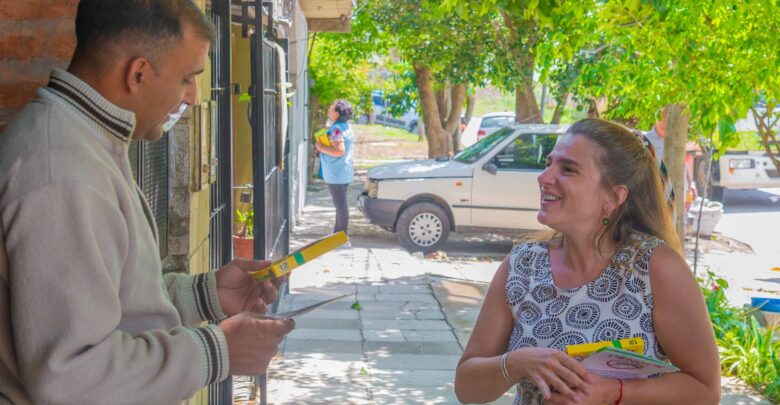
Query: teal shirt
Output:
[[321, 121, 354, 184]]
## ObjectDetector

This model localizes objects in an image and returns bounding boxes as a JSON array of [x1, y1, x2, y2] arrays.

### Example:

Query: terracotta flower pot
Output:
[[233, 235, 254, 259]]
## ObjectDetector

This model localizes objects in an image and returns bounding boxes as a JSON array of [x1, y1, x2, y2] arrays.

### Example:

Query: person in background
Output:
[[316, 100, 355, 235], [0, 1, 293, 403], [454, 119, 720, 404], [645, 108, 667, 164]]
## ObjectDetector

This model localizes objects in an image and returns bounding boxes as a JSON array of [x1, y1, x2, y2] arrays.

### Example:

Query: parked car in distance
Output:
[[692, 150, 780, 201], [690, 106, 780, 201], [358, 124, 566, 252], [369, 90, 420, 133], [461, 111, 516, 147]]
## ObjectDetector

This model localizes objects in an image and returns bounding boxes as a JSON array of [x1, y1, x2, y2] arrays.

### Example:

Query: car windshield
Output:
[[453, 127, 514, 164]]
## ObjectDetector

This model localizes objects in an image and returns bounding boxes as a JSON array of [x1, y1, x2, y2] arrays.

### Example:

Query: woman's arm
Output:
[[454, 256, 590, 403], [623, 244, 721, 405], [316, 136, 345, 157], [454, 257, 517, 403]]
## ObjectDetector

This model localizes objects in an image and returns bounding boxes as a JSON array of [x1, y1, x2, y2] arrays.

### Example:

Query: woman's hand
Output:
[[507, 347, 593, 402], [545, 374, 620, 405]]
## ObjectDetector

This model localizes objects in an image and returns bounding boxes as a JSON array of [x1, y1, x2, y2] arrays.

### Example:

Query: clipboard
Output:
[[249, 231, 349, 281]]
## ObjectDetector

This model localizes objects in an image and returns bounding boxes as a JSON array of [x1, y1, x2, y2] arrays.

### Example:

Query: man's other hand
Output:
[[219, 312, 295, 375], [215, 259, 284, 316]]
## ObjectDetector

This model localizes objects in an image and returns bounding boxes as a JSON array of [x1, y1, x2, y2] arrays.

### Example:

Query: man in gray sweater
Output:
[[0, 1, 294, 403]]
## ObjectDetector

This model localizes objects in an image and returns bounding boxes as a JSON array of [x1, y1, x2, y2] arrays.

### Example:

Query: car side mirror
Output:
[[483, 163, 498, 175]]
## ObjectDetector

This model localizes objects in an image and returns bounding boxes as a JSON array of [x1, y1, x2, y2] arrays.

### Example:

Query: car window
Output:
[[453, 127, 514, 164], [480, 116, 514, 128], [492, 133, 558, 170]]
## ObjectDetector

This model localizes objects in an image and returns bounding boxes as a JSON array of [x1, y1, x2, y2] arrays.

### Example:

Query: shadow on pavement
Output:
[[722, 189, 780, 214]]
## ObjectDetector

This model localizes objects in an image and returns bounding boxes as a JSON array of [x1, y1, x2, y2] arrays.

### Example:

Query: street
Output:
[[697, 188, 780, 307]]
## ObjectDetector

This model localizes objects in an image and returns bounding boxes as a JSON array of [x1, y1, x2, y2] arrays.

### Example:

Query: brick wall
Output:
[[0, 0, 78, 131]]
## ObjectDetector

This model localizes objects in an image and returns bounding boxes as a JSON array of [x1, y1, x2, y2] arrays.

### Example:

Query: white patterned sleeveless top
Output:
[[504, 233, 668, 405]]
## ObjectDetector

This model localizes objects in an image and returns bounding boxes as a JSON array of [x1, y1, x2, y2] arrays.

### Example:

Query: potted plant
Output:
[[233, 208, 254, 259]]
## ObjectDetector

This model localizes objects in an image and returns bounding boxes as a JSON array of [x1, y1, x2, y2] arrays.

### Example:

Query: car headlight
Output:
[[364, 178, 379, 198], [728, 158, 754, 169]]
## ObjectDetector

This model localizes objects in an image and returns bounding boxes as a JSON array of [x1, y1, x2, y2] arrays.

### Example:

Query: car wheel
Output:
[[397, 202, 450, 253], [695, 158, 724, 202]]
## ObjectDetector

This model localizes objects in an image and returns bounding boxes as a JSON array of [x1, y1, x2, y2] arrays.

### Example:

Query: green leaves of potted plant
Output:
[[233, 208, 254, 259]]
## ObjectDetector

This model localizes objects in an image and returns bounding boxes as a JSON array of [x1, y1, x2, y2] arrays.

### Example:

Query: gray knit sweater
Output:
[[0, 69, 229, 404]]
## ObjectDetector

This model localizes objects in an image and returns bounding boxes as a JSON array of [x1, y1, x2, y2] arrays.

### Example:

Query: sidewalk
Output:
[[264, 181, 771, 404]]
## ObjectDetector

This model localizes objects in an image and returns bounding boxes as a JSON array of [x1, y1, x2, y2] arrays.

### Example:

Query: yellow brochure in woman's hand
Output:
[[315, 128, 331, 147], [580, 346, 679, 379]]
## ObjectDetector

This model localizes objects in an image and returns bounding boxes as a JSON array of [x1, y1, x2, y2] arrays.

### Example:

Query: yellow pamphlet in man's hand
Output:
[[249, 231, 349, 281]]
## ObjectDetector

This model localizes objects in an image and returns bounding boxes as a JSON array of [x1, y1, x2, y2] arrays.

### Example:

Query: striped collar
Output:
[[45, 69, 136, 143]]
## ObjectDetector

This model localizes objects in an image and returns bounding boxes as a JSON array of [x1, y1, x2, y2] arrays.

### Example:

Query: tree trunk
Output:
[[515, 83, 542, 123], [464, 89, 476, 123], [415, 63, 449, 158], [752, 105, 780, 172], [551, 103, 565, 124], [664, 103, 690, 246], [502, 11, 542, 124], [443, 85, 467, 154], [308, 95, 323, 179], [436, 88, 450, 124], [587, 99, 600, 119], [445, 84, 465, 153], [414, 63, 465, 158], [551, 93, 568, 124]]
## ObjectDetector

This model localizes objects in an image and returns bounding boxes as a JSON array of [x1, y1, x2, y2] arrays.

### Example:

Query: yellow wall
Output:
[[231, 25, 254, 231], [188, 1, 213, 403]]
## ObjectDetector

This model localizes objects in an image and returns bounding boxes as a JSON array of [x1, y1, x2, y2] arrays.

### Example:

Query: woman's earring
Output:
[[602, 217, 610, 225]]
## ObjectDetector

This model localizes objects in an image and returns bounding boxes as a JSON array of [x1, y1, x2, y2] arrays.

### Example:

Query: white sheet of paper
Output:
[[270, 294, 351, 319]]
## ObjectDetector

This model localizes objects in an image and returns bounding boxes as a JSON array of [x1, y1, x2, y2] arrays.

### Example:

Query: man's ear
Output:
[[125, 56, 152, 94]]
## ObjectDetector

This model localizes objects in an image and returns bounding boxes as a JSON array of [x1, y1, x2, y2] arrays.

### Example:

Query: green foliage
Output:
[[235, 209, 254, 239], [368, 0, 499, 86], [309, 34, 373, 118], [699, 271, 780, 401]]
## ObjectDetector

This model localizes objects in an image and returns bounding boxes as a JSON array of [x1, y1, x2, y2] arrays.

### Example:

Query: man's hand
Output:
[[220, 312, 295, 375], [215, 259, 284, 316]]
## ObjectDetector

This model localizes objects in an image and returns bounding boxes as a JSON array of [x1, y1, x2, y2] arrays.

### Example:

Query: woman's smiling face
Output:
[[536, 133, 613, 234]]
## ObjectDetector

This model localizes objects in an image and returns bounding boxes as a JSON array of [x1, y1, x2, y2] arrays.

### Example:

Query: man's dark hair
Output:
[[333, 100, 354, 121], [74, 0, 215, 67]]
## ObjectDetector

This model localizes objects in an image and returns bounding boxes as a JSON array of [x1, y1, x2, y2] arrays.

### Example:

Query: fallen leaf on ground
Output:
[[425, 250, 448, 260]]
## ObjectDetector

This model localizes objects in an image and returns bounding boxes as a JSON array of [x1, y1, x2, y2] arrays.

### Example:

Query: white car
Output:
[[358, 125, 566, 252], [694, 151, 780, 201], [461, 112, 516, 147]]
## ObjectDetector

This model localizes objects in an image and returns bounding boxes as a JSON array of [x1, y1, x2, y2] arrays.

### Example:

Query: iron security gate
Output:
[[128, 136, 169, 259], [250, 2, 290, 267], [248, 2, 291, 404], [207, 0, 234, 403]]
